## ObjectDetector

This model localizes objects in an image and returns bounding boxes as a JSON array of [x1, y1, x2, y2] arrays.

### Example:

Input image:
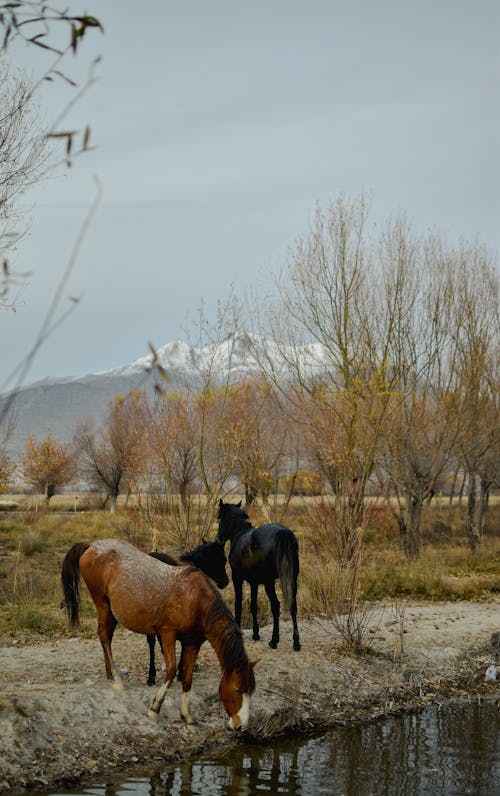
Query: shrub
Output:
[[20, 529, 45, 557]]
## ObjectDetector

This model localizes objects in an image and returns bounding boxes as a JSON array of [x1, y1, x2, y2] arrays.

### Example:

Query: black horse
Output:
[[147, 540, 228, 684], [216, 499, 300, 651]]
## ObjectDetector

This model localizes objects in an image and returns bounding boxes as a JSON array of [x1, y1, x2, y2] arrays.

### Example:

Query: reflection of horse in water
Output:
[[151, 740, 302, 795], [217, 500, 301, 651], [61, 538, 256, 730], [147, 540, 228, 685]]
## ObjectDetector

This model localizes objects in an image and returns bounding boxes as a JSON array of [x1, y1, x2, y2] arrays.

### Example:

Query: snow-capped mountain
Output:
[[0, 334, 327, 456]]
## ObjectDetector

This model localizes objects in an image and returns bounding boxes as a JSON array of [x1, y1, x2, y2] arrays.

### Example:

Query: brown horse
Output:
[[61, 538, 256, 730], [147, 540, 228, 685]]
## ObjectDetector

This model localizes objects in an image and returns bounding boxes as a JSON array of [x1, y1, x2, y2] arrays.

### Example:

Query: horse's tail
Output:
[[61, 541, 91, 627], [274, 529, 299, 611]]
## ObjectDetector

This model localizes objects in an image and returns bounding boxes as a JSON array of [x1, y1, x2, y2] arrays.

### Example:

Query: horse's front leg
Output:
[[233, 576, 244, 627], [264, 580, 280, 649], [250, 582, 260, 641], [148, 630, 177, 718], [177, 641, 202, 730]]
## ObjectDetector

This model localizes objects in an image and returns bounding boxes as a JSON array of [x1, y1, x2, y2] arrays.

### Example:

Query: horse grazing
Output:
[[216, 499, 301, 651], [61, 538, 256, 730], [147, 540, 228, 685]]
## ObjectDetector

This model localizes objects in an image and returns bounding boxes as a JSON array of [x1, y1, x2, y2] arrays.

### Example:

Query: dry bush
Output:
[[297, 501, 382, 651], [22, 506, 44, 526], [108, 496, 216, 556], [20, 529, 45, 556], [298, 497, 361, 564]]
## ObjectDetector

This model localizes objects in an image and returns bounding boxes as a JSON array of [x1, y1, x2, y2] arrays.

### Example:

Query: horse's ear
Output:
[[219, 498, 223, 508], [237, 500, 242, 507], [202, 537, 207, 544], [250, 658, 261, 668]]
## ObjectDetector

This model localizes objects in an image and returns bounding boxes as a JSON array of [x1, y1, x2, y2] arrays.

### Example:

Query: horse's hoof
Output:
[[147, 680, 156, 686], [186, 723, 196, 734], [293, 642, 301, 651], [268, 640, 278, 649], [147, 709, 159, 720], [252, 634, 260, 641]]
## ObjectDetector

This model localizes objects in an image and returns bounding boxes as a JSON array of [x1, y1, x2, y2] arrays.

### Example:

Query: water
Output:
[[47, 700, 499, 796]]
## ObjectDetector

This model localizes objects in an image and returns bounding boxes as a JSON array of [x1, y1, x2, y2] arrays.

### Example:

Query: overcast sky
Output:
[[1, 0, 499, 387]]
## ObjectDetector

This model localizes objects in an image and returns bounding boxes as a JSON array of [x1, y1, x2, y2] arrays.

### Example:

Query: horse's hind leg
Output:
[[250, 582, 260, 641], [290, 591, 301, 651], [95, 599, 123, 690], [264, 580, 280, 649], [147, 634, 157, 685]]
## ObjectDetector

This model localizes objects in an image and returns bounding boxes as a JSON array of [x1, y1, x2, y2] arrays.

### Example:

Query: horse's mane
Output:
[[203, 582, 256, 693], [223, 504, 253, 532]]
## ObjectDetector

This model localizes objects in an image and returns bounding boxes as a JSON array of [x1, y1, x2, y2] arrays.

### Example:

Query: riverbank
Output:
[[0, 600, 498, 793]]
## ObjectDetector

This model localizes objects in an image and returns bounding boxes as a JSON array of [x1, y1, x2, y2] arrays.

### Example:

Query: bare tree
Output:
[[147, 388, 199, 513], [0, 4, 103, 302], [0, 62, 48, 281], [74, 392, 147, 512], [0, 4, 103, 434], [374, 225, 463, 557], [222, 377, 287, 509], [450, 241, 499, 550], [252, 196, 390, 560]]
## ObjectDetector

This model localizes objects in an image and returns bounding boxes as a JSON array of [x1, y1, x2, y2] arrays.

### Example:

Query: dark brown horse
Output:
[[217, 499, 300, 651], [61, 538, 256, 730], [147, 540, 228, 685]]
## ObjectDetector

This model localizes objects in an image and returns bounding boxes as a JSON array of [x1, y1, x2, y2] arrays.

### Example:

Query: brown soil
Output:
[[0, 600, 498, 793]]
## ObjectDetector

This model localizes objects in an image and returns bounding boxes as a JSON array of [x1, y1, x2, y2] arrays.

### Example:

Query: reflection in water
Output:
[[48, 700, 499, 796]]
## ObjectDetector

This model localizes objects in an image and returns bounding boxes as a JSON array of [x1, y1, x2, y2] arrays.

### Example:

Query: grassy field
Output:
[[0, 494, 498, 639]]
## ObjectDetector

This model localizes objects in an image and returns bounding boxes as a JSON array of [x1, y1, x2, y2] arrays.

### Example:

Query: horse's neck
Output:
[[201, 610, 239, 674], [229, 521, 253, 542]]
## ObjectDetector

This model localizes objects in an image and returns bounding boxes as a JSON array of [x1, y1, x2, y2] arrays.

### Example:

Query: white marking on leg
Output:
[[149, 678, 171, 717], [181, 689, 193, 724], [109, 665, 124, 691], [111, 678, 124, 692]]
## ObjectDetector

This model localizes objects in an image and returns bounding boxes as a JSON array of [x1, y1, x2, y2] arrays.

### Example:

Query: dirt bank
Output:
[[0, 600, 498, 793]]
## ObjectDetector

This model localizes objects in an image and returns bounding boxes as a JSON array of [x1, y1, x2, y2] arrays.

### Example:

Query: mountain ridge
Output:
[[1, 334, 324, 456]]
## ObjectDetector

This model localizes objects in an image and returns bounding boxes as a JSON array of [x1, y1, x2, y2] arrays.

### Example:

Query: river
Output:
[[39, 700, 500, 796]]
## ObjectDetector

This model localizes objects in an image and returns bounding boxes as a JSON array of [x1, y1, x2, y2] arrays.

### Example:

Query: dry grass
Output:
[[0, 495, 498, 639]]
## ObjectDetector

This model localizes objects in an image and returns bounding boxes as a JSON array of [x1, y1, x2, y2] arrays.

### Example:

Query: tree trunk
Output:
[[475, 477, 491, 542], [458, 470, 466, 506], [465, 471, 480, 552], [401, 494, 422, 558], [179, 478, 189, 513], [244, 480, 258, 509], [448, 465, 460, 506], [347, 475, 366, 530], [44, 482, 55, 508]]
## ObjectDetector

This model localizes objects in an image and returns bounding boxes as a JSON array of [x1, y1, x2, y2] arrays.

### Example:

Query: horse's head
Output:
[[182, 540, 229, 589], [216, 499, 249, 543], [218, 661, 257, 731]]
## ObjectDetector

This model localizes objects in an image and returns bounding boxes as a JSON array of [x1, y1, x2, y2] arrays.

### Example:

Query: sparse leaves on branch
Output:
[[0, 3, 102, 56]]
